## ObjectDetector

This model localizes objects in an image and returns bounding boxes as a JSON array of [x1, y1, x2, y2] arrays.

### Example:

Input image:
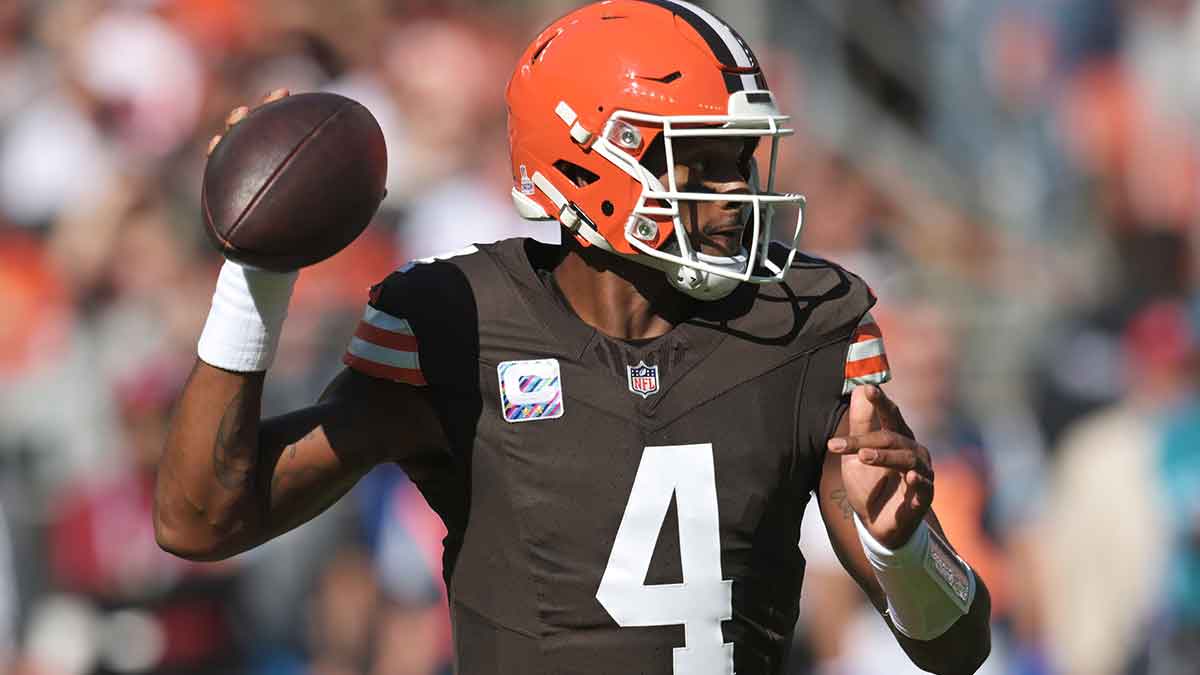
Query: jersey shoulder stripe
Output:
[[343, 304, 427, 385], [843, 312, 891, 394], [340, 246, 486, 387]]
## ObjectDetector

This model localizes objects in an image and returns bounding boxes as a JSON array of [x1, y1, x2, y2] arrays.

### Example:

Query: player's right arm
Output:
[[154, 362, 444, 561], [156, 92, 447, 561]]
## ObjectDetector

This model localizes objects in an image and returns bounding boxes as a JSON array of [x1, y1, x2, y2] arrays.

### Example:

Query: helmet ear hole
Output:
[[601, 201, 614, 216], [553, 160, 600, 188]]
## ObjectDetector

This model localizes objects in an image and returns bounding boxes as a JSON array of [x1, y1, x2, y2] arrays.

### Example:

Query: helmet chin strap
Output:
[[662, 241, 746, 301], [573, 211, 744, 302], [659, 195, 747, 301], [530, 168, 745, 302]]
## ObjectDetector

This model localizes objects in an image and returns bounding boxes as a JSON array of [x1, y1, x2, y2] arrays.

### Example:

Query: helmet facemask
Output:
[[586, 91, 806, 300]]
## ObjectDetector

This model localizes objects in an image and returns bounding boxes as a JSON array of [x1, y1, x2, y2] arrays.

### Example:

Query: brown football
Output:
[[201, 92, 387, 271]]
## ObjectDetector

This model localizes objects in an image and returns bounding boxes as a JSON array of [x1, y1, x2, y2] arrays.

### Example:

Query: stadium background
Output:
[[0, 0, 1198, 673]]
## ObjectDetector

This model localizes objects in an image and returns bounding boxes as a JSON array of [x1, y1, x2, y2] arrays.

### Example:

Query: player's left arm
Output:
[[816, 385, 992, 675]]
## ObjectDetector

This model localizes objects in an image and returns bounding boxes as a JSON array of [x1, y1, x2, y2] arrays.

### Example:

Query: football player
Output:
[[156, 2, 991, 673]]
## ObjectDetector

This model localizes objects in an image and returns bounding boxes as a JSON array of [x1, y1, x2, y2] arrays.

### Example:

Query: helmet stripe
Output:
[[637, 0, 766, 92]]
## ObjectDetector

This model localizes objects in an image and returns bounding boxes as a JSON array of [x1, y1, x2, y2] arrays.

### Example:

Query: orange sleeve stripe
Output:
[[851, 322, 883, 342], [354, 322, 419, 352], [343, 353, 428, 385], [845, 353, 891, 378]]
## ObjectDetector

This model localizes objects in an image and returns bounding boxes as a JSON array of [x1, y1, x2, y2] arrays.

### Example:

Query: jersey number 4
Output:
[[596, 443, 734, 675]]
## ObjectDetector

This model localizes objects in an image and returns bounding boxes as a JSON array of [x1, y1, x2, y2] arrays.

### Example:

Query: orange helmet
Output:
[[506, 0, 804, 300]]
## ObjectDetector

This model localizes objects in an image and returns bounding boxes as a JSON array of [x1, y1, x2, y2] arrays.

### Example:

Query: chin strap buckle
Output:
[[558, 203, 582, 232], [527, 163, 612, 250]]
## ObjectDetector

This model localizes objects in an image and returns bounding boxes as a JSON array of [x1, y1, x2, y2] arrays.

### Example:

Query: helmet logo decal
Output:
[[627, 361, 660, 398], [519, 165, 536, 195]]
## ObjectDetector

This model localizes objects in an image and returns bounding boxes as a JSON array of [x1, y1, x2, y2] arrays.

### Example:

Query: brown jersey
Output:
[[342, 238, 884, 675]]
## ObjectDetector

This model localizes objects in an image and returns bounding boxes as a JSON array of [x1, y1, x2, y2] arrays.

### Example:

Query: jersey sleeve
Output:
[[841, 311, 892, 394], [342, 269, 435, 386], [341, 260, 480, 392], [343, 289, 427, 385]]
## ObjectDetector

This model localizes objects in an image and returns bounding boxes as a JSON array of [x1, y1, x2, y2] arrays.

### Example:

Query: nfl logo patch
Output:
[[627, 360, 659, 398]]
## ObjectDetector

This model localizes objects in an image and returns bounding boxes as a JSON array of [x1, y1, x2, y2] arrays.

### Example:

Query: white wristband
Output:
[[853, 513, 976, 640], [197, 260, 298, 372]]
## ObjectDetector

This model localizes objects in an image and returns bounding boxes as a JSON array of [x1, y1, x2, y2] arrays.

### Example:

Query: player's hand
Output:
[[827, 385, 933, 549], [206, 88, 290, 157]]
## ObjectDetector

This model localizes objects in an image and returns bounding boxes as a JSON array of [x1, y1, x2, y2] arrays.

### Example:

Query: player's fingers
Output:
[[905, 469, 934, 490], [908, 488, 932, 514], [225, 106, 249, 130], [827, 430, 916, 454], [262, 88, 289, 104], [847, 385, 879, 436], [864, 385, 915, 438], [207, 134, 222, 157], [905, 471, 934, 508], [856, 448, 919, 472]]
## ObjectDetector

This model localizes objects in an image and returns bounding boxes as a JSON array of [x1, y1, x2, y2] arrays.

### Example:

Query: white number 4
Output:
[[596, 443, 734, 674]]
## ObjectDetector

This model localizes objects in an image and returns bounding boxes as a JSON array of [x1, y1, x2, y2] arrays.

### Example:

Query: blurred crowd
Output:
[[0, 0, 1197, 674]]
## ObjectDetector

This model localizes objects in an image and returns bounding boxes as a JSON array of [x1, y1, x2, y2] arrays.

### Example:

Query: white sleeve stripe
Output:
[[843, 371, 891, 394], [347, 337, 420, 370], [363, 306, 416, 334], [847, 338, 885, 361]]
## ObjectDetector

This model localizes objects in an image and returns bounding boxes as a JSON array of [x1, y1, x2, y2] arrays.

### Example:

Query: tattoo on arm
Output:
[[213, 385, 254, 490], [831, 487, 853, 520]]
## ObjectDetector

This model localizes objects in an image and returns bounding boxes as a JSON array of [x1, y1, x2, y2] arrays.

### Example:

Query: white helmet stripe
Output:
[[641, 0, 762, 92]]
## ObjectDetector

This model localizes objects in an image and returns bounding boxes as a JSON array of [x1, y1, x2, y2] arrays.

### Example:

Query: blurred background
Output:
[[1, 0, 1198, 673]]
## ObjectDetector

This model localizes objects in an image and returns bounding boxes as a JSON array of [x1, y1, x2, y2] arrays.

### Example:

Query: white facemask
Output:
[[510, 91, 807, 301]]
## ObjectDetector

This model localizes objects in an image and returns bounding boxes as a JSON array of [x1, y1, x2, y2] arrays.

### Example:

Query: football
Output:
[[201, 92, 387, 272]]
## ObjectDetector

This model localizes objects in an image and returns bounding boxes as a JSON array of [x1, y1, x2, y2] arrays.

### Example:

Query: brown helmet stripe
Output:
[[637, 0, 767, 93]]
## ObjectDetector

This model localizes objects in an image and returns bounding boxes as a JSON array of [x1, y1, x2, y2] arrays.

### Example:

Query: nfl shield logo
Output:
[[627, 361, 659, 398]]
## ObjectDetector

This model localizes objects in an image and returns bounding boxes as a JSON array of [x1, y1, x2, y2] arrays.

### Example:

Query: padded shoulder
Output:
[[344, 247, 485, 388], [708, 245, 876, 355], [780, 249, 877, 344]]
